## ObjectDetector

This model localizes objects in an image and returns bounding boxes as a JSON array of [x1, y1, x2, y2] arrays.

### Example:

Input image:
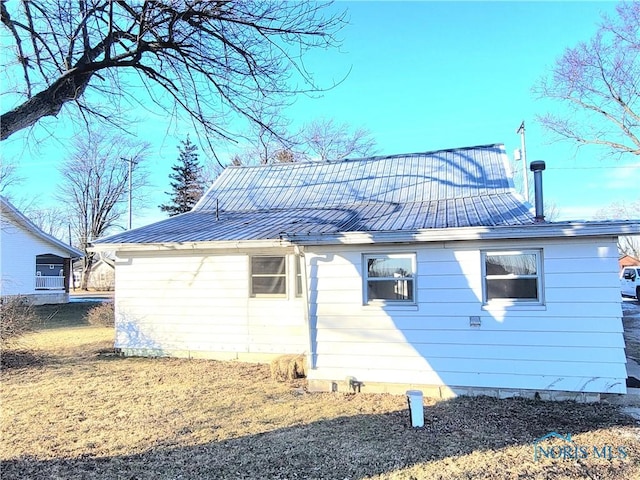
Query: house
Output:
[[619, 255, 640, 269], [92, 144, 640, 400], [1, 196, 82, 305], [73, 256, 115, 291]]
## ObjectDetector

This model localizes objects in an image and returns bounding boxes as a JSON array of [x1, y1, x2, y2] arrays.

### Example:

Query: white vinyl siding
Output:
[[305, 238, 626, 395], [0, 217, 73, 301], [113, 250, 306, 359], [110, 237, 626, 395]]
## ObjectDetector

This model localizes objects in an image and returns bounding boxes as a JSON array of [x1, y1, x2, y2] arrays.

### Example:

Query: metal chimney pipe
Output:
[[529, 161, 546, 222]]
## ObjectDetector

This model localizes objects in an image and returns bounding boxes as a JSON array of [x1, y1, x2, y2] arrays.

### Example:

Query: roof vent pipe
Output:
[[529, 161, 546, 222]]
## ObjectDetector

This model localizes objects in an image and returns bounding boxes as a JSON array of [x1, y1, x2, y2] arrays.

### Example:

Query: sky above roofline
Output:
[[2, 2, 638, 232]]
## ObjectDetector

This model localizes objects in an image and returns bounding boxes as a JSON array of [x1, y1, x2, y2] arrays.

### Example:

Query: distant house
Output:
[[1, 196, 82, 305], [619, 255, 640, 269], [92, 144, 640, 400], [73, 257, 115, 291]]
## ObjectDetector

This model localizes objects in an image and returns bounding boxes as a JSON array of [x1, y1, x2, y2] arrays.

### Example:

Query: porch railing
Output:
[[35, 276, 65, 290]]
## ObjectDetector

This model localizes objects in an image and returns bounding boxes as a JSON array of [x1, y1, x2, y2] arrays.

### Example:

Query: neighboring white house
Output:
[[92, 144, 640, 400], [1, 196, 82, 305], [73, 257, 115, 291]]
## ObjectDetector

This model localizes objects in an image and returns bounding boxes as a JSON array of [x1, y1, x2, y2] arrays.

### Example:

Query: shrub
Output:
[[86, 302, 115, 327], [0, 296, 37, 346], [270, 354, 306, 381]]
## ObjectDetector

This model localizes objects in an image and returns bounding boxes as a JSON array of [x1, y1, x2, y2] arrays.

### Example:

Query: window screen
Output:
[[251, 256, 286, 296]]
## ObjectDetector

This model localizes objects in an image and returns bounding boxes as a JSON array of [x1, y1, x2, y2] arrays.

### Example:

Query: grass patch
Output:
[[1, 326, 639, 479], [31, 301, 104, 329]]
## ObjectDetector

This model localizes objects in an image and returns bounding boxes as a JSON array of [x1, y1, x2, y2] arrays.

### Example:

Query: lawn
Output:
[[1, 305, 640, 479]]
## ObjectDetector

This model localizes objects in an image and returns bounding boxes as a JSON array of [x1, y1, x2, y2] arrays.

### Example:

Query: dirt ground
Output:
[[623, 299, 640, 381], [2, 319, 640, 480]]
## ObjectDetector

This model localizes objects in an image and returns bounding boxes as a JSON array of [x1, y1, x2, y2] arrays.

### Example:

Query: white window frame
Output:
[[295, 254, 303, 298], [482, 249, 543, 305], [363, 253, 416, 305], [250, 255, 287, 298]]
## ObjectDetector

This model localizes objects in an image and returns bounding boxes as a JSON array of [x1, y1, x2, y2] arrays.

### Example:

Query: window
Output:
[[623, 268, 637, 281], [483, 250, 542, 303], [250, 256, 286, 297], [364, 254, 415, 304], [295, 255, 303, 297]]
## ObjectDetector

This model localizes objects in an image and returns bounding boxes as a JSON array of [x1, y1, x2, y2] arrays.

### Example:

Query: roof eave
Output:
[[282, 220, 640, 245], [89, 238, 294, 253], [89, 220, 640, 252]]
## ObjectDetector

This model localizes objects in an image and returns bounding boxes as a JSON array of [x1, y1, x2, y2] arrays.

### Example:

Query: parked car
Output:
[[621, 266, 640, 300]]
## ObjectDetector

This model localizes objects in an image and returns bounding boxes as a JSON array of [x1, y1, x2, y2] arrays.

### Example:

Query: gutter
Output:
[[89, 220, 640, 253], [280, 220, 640, 246], [89, 238, 294, 253]]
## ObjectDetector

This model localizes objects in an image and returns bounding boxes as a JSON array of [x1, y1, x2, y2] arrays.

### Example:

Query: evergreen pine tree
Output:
[[160, 136, 206, 216]]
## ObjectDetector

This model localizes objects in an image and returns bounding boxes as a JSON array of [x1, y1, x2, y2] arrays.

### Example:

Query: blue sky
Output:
[[2, 1, 639, 229]]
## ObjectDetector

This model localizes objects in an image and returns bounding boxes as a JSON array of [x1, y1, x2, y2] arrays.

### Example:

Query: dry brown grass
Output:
[[1, 323, 640, 479], [86, 302, 115, 327], [270, 353, 306, 381], [0, 297, 39, 346]]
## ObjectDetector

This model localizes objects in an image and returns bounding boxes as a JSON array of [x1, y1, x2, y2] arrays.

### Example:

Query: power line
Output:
[[546, 165, 640, 170]]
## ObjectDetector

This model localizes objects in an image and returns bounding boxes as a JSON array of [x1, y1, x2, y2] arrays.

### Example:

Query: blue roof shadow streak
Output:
[[94, 144, 534, 245]]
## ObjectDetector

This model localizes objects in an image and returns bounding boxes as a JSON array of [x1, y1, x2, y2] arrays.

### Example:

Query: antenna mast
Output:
[[516, 121, 529, 202]]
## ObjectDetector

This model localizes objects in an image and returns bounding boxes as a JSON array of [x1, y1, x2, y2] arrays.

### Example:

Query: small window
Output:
[[250, 256, 286, 297], [483, 250, 542, 303], [295, 255, 303, 297], [364, 254, 415, 304]]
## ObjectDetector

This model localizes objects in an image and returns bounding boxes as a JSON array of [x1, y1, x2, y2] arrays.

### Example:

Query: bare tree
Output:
[[595, 199, 640, 258], [59, 132, 148, 290], [0, 158, 23, 197], [242, 104, 297, 165], [534, 1, 640, 157], [299, 118, 378, 161], [234, 117, 377, 165], [21, 205, 68, 240], [543, 201, 560, 222], [1, 1, 345, 143]]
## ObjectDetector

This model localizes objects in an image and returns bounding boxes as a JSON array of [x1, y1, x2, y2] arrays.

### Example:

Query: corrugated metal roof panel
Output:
[[97, 194, 533, 245], [194, 144, 514, 213], [95, 144, 535, 245]]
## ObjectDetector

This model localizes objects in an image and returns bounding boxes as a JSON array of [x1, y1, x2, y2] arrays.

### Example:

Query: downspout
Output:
[[295, 245, 314, 371]]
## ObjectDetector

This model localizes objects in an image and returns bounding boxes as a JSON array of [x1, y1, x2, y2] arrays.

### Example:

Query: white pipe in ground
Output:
[[406, 390, 424, 427]]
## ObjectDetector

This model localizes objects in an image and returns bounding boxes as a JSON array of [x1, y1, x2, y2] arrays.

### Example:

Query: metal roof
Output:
[[194, 144, 514, 211], [95, 144, 536, 245]]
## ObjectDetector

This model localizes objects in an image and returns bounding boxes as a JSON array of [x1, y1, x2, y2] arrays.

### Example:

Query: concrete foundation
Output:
[[118, 348, 283, 364], [2, 292, 69, 306], [307, 378, 602, 403]]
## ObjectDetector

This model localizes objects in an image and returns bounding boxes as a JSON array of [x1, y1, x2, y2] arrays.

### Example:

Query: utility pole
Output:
[[516, 121, 529, 202], [122, 157, 138, 229]]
